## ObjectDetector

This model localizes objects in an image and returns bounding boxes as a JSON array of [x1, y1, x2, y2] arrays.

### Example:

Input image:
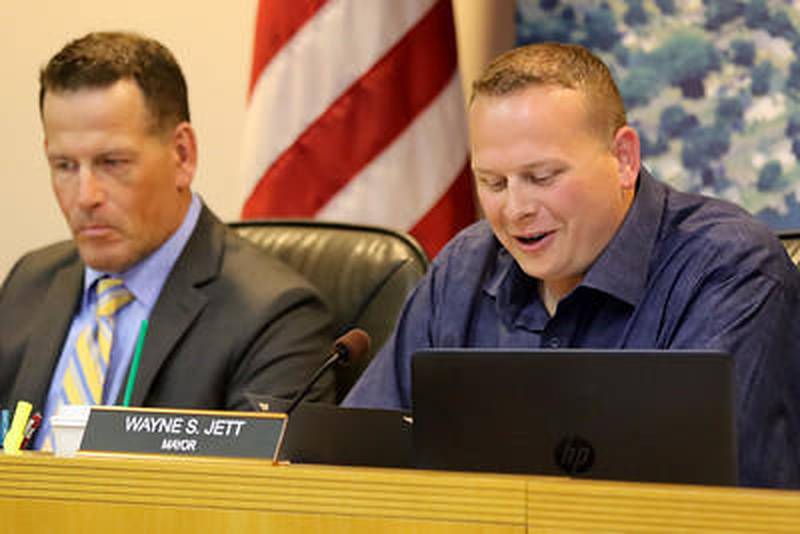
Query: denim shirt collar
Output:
[[581, 167, 663, 307]]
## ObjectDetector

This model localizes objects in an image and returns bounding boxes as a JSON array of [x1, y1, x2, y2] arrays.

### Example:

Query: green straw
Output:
[[123, 319, 149, 407]]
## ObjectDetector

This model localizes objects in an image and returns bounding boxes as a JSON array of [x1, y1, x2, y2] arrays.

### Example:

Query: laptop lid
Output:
[[247, 394, 413, 468], [411, 348, 737, 486]]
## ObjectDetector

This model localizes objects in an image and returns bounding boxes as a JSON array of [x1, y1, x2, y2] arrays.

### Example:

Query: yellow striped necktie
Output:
[[61, 278, 134, 406]]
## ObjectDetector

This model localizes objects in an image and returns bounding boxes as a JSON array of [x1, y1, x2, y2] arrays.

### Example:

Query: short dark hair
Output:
[[472, 42, 626, 143], [39, 31, 190, 132]]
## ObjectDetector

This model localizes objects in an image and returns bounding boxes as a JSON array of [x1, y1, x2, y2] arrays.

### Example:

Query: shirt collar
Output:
[[484, 244, 549, 329], [580, 167, 663, 306], [483, 242, 513, 299], [84, 194, 203, 309], [483, 168, 665, 313]]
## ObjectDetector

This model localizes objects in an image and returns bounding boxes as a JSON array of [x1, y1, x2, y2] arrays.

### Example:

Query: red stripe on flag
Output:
[[248, 0, 328, 98], [243, 0, 458, 219], [410, 163, 475, 257]]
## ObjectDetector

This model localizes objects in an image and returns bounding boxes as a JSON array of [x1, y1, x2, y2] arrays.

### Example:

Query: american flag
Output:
[[240, 0, 475, 257]]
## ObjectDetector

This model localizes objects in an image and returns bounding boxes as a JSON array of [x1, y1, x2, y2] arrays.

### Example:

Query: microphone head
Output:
[[334, 328, 371, 365]]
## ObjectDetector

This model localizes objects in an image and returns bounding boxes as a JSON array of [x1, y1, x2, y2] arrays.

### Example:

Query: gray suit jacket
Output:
[[0, 205, 334, 415]]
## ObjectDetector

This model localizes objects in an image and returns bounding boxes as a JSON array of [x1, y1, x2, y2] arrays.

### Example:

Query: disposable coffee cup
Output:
[[51, 405, 91, 457]]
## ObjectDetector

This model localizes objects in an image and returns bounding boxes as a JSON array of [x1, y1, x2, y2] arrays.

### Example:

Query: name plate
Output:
[[80, 406, 287, 461]]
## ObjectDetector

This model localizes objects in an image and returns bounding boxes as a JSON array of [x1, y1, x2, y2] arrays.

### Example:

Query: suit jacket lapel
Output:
[[124, 205, 225, 406], [10, 258, 83, 412]]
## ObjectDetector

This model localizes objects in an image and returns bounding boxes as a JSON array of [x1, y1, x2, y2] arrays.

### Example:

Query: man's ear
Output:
[[172, 122, 197, 191], [612, 126, 641, 190]]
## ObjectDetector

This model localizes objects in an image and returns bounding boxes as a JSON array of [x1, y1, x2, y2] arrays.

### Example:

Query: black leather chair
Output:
[[778, 230, 800, 267], [230, 220, 429, 401]]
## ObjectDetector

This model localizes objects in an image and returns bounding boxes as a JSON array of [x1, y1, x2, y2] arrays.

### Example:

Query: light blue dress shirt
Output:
[[34, 195, 202, 448]]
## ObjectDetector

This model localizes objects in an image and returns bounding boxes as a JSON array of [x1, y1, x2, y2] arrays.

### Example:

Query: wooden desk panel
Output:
[[1, 453, 799, 533], [0, 453, 525, 533], [527, 477, 800, 532]]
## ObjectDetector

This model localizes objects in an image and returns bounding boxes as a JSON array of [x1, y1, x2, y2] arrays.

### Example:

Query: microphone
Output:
[[285, 328, 371, 416]]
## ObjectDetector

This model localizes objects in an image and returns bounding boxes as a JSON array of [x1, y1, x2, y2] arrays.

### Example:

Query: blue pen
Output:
[[1, 409, 9, 446]]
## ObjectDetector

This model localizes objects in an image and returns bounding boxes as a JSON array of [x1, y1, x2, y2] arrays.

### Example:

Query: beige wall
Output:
[[0, 0, 513, 281]]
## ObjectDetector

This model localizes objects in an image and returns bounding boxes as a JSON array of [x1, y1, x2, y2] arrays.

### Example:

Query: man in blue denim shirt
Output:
[[345, 42, 800, 488]]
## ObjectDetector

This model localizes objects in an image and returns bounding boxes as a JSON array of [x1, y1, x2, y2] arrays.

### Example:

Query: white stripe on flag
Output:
[[317, 74, 468, 229], [241, 0, 437, 200]]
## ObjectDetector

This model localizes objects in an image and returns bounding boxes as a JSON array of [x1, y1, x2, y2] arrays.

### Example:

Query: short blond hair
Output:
[[471, 42, 626, 144]]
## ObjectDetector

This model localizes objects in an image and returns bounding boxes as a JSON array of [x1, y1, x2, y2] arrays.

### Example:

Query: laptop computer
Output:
[[411, 348, 737, 486], [247, 393, 413, 468]]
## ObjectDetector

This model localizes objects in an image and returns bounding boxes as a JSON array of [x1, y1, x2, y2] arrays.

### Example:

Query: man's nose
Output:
[[504, 179, 539, 220], [76, 167, 106, 209]]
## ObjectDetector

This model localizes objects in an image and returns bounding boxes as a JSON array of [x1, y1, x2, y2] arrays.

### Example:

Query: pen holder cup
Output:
[[51, 406, 90, 457]]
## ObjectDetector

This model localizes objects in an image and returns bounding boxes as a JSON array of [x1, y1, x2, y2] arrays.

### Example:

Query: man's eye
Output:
[[52, 160, 77, 172], [524, 170, 559, 184], [479, 177, 506, 191]]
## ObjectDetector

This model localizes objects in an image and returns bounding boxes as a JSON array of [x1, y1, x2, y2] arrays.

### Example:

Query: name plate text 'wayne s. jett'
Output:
[[80, 406, 287, 461]]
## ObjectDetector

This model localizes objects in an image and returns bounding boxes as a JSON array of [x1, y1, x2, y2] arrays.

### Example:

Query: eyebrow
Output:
[[45, 151, 72, 161], [473, 159, 564, 175]]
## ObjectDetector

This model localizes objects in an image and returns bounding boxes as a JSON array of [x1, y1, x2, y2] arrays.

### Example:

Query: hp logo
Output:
[[554, 435, 595, 475]]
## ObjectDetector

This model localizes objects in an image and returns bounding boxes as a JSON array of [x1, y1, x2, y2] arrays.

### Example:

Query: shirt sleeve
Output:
[[342, 261, 439, 411], [665, 248, 800, 488]]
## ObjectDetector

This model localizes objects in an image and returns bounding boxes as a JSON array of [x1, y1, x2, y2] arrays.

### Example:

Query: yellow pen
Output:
[[3, 400, 32, 455]]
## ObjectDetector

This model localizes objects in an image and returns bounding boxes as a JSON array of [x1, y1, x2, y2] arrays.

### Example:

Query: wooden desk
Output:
[[1, 453, 798, 533]]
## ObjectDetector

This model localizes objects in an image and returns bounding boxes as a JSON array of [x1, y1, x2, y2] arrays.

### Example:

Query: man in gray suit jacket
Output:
[[0, 32, 333, 447]]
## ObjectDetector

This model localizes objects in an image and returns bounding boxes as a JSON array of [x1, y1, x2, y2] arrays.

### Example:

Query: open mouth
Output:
[[516, 230, 554, 245]]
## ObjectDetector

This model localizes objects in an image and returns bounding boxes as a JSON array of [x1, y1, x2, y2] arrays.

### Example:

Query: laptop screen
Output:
[[411, 348, 737, 486]]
